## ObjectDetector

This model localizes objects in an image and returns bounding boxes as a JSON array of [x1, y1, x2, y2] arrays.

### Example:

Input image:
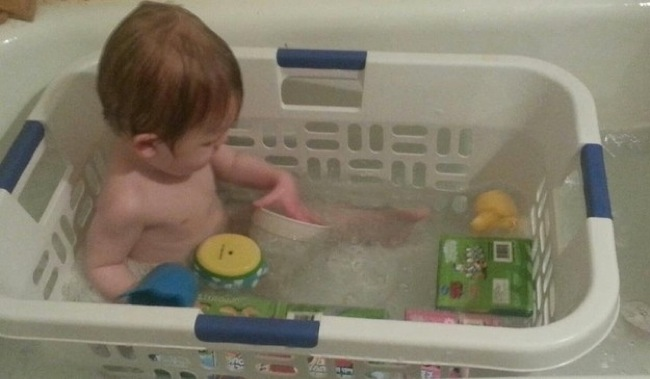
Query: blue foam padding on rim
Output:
[[581, 144, 612, 219], [277, 48, 367, 70], [0, 121, 45, 193], [194, 314, 319, 348]]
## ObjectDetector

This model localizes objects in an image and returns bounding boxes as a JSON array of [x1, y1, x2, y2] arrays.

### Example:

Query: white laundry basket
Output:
[[0, 48, 618, 378]]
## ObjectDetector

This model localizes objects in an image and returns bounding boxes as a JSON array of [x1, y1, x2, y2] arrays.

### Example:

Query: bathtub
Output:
[[1, 0, 649, 377]]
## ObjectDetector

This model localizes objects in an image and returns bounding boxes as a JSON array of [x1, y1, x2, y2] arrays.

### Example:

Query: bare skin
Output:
[[85, 124, 314, 302]]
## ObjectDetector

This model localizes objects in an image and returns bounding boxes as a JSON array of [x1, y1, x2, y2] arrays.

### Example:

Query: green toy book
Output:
[[436, 236, 534, 317], [197, 293, 387, 320]]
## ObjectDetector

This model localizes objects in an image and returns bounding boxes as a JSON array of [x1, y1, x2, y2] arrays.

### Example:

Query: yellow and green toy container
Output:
[[193, 234, 268, 290]]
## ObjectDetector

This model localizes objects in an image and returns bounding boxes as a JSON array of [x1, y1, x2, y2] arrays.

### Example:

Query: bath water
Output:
[[219, 180, 476, 320]]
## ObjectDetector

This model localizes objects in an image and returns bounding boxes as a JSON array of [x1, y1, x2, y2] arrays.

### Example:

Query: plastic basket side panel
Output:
[[44, 71, 107, 176], [0, 192, 48, 299], [35, 338, 441, 379], [234, 52, 560, 193], [362, 54, 551, 126]]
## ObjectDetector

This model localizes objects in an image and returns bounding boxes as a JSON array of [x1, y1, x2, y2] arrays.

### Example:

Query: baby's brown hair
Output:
[[97, 1, 243, 146]]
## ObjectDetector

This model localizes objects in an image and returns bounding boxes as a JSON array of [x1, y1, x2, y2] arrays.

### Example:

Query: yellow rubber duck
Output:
[[470, 190, 519, 233]]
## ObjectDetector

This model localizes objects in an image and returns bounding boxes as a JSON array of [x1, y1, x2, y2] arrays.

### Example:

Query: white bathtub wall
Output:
[[1, 0, 650, 142], [1, 1, 650, 378]]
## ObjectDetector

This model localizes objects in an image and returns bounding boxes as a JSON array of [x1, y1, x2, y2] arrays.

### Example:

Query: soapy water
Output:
[[602, 125, 650, 157], [620, 301, 650, 334], [221, 180, 480, 319], [64, 173, 532, 321], [249, 215, 439, 318], [61, 178, 475, 317]]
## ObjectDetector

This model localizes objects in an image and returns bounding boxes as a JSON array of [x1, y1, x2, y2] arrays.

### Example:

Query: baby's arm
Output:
[[211, 145, 317, 223], [84, 189, 144, 302]]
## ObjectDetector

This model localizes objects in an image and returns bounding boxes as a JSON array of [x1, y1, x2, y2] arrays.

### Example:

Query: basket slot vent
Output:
[[306, 158, 321, 180], [92, 150, 106, 180], [117, 345, 136, 360], [536, 276, 544, 311], [227, 122, 473, 190], [392, 142, 426, 155], [436, 128, 452, 155], [42, 268, 58, 300], [543, 294, 551, 324], [60, 215, 76, 246], [536, 191, 548, 221], [436, 163, 468, 175], [538, 220, 547, 254], [228, 136, 255, 147], [51, 232, 67, 264], [75, 196, 93, 229], [349, 159, 383, 170], [265, 156, 299, 168], [84, 164, 101, 196], [391, 161, 406, 186], [32, 250, 49, 285], [548, 282, 556, 319], [434, 180, 465, 192], [280, 76, 363, 108], [368, 125, 383, 152], [103, 365, 145, 375], [393, 124, 428, 137], [458, 129, 473, 157], [542, 245, 552, 275], [306, 139, 339, 151], [347, 124, 362, 151], [305, 121, 339, 133], [153, 368, 172, 378], [413, 162, 426, 187], [89, 344, 111, 358], [284, 135, 298, 149], [535, 309, 544, 327], [350, 175, 384, 184], [326, 159, 340, 180], [70, 180, 84, 210], [531, 236, 540, 262], [529, 207, 538, 237], [263, 135, 277, 148]]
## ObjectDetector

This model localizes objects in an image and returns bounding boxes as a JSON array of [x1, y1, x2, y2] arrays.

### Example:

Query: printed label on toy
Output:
[[436, 236, 534, 317], [404, 309, 471, 378], [279, 304, 388, 320]]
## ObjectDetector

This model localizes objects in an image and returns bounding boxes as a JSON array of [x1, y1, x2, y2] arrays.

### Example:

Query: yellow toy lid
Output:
[[195, 234, 262, 278]]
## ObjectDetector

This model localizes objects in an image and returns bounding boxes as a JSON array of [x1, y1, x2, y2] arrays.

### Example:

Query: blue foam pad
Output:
[[123, 263, 198, 307]]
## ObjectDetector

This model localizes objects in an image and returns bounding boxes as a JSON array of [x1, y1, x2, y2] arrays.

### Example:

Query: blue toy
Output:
[[122, 263, 198, 307]]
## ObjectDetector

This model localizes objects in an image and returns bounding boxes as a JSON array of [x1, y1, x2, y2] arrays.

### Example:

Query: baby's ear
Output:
[[132, 133, 163, 159]]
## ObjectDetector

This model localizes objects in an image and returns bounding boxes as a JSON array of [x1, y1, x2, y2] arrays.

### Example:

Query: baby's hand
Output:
[[253, 172, 321, 224]]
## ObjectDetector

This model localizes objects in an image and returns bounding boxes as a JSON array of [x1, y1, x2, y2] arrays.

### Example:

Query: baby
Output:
[[84, 1, 315, 302]]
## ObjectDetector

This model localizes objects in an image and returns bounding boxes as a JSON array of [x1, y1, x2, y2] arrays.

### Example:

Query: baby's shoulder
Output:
[[95, 175, 146, 219]]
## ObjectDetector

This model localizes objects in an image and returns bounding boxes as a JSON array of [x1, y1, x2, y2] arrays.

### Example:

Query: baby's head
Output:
[[97, 1, 243, 148]]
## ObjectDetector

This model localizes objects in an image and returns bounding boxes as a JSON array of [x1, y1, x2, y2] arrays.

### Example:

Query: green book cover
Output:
[[197, 293, 387, 320], [436, 236, 534, 317], [197, 293, 278, 318]]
